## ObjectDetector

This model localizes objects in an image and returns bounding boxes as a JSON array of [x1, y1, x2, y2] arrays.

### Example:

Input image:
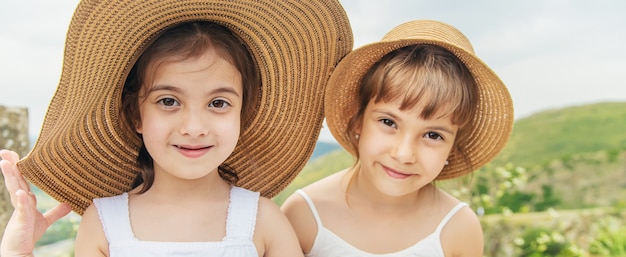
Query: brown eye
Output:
[[424, 132, 443, 140], [380, 118, 396, 128], [209, 99, 229, 109], [158, 98, 178, 106]]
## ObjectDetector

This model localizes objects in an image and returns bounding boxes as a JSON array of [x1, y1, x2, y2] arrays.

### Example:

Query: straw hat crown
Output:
[[382, 20, 475, 54]]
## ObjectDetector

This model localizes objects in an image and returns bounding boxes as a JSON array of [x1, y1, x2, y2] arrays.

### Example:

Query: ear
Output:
[[354, 119, 363, 135], [135, 120, 143, 134]]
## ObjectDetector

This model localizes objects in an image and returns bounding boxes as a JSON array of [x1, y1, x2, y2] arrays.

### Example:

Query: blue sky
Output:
[[1, 0, 625, 143]]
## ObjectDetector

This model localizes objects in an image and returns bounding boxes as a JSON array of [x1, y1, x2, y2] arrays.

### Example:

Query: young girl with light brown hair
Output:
[[282, 20, 513, 257]]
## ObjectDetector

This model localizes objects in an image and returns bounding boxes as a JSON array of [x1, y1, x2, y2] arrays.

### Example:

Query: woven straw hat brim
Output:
[[17, 0, 353, 215], [325, 20, 513, 180]]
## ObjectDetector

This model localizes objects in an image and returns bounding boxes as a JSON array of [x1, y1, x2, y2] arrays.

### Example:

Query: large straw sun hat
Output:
[[17, 0, 353, 214]]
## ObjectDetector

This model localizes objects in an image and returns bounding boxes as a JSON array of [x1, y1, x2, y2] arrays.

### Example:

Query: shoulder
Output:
[[256, 196, 282, 221], [255, 196, 289, 235], [282, 168, 347, 223], [440, 202, 484, 257], [78, 204, 106, 235], [280, 189, 318, 254], [74, 204, 109, 256], [280, 169, 349, 253], [254, 196, 304, 256], [282, 168, 347, 218], [280, 189, 310, 218]]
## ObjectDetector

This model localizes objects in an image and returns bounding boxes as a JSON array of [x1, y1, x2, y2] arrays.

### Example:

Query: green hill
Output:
[[274, 101, 626, 208], [493, 101, 626, 168]]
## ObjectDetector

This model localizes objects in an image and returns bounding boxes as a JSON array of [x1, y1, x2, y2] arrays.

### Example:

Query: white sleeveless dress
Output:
[[297, 189, 468, 257], [93, 186, 260, 257]]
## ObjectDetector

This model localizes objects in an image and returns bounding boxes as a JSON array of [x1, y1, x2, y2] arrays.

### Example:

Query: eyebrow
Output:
[[373, 109, 456, 136], [148, 85, 241, 98]]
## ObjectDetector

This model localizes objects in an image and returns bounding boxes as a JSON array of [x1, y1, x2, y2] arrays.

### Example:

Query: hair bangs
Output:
[[372, 45, 476, 126]]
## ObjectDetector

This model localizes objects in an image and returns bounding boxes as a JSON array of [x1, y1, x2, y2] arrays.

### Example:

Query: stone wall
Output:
[[0, 105, 29, 239]]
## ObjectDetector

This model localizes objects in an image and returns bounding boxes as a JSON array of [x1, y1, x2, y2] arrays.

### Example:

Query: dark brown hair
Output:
[[121, 21, 260, 193]]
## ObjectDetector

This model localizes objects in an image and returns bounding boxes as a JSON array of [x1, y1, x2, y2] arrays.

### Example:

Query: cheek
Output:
[[137, 116, 165, 146], [357, 130, 386, 159], [226, 109, 241, 130], [136, 107, 157, 132], [219, 113, 242, 144], [420, 147, 453, 172]]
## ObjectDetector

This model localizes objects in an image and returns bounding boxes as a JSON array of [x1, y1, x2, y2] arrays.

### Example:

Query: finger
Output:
[[43, 203, 72, 225], [1, 159, 20, 206], [0, 150, 20, 165], [14, 189, 34, 224], [16, 189, 37, 249], [1, 160, 32, 207], [2, 150, 31, 192], [0, 150, 31, 194]]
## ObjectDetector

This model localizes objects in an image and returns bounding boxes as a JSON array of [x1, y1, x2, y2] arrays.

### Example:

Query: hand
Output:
[[0, 149, 72, 257]]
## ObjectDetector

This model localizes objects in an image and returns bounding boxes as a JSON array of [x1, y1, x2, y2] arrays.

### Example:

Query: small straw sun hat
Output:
[[325, 20, 513, 180], [17, 0, 353, 214]]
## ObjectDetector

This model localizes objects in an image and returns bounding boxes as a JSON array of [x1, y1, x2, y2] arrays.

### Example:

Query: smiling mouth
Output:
[[383, 166, 412, 179], [175, 145, 212, 158], [175, 145, 210, 150]]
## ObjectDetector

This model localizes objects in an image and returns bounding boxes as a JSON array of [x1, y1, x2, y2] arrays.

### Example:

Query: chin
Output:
[[376, 184, 414, 197]]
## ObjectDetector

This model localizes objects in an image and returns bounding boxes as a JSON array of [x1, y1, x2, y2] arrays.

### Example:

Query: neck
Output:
[[140, 168, 231, 201], [343, 167, 436, 211]]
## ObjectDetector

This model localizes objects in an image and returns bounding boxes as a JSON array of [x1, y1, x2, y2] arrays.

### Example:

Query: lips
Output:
[[175, 145, 211, 158], [383, 166, 412, 179]]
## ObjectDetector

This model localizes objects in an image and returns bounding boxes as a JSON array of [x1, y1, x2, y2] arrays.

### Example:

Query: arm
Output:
[[280, 192, 318, 254], [254, 197, 304, 257], [73, 204, 109, 257], [0, 150, 72, 257], [441, 206, 484, 257]]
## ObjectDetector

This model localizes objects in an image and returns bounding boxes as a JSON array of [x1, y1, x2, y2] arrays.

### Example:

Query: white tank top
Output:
[[297, 189, 467, 257], [93, 186, 259, 257]]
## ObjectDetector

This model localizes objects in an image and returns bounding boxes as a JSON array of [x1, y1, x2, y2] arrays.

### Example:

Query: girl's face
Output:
[[356, 98, 458, 197], [136, 47, 243, 181]]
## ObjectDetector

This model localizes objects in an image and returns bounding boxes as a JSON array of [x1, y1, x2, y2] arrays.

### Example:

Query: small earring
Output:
[[445, 160, 449, 166], [355, 134, 360, 139]]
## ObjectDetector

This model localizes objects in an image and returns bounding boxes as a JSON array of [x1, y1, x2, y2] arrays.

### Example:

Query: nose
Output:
[[391, 134, 416, 164], [179, 107, 208, 137]]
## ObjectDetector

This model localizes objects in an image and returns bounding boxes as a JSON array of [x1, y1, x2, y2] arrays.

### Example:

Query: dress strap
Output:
[[434, 202, 468, 234], [224, 186, 260, 240], [93, 193, 134, 242], [296, 189, 323, 228]]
